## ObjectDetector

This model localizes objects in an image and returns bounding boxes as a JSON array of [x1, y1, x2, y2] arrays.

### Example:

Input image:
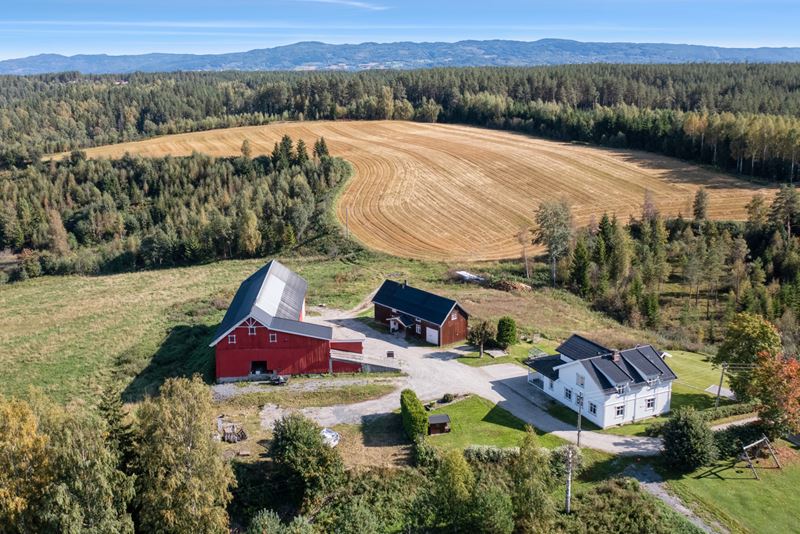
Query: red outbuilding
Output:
[[210, 260, 364, 381]]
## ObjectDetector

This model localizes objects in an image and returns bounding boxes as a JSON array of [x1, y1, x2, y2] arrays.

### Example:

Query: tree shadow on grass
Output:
[[482, 403, 528, 432], [361, 413, 407, 447], [228, 459, 299, 530], [122, 323, 216, 402], [671, 390, 726, 412]]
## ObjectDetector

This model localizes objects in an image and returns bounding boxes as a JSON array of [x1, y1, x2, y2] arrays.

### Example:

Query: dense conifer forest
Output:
[[2, 64, 800, 180], [0, 136, 350, 279]]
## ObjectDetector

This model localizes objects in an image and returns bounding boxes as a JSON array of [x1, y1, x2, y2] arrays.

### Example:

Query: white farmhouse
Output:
[[527, 334, 677, 428]]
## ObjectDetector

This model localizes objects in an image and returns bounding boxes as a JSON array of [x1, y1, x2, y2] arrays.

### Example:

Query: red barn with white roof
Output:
[[210, 260, 363, 380]]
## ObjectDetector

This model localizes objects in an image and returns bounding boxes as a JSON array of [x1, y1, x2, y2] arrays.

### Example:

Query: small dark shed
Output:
[[428, 414, 451, 435]]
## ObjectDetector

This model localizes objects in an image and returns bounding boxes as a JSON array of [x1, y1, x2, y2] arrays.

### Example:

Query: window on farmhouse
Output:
[[269, 333, 277, 343], [248, 325, 257, 336], [564, 388, 572, 401], [451, 312, 457, 321], [415, 324, 421, 334], [616, 385, 625, 395], [589, 402, 597, 415], [576, 374, 585, 387], [615, 405, 624, 418], [228, 335, 236, 345], [646, 398, 655, 410]]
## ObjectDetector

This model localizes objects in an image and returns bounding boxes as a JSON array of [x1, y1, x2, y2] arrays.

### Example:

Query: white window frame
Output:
[[564, 388, 572, 401], [616, 385, 626, 395], [269, 333, 277, 343], [228, 334, 236, 345], [589, 402, 597, 415], [615, 405, 625, 418], [576, 374, 585, 387], [248, 325, 257, 336], [415, 324, 421, 335], [451, 312, 457, 321], [646, 397, 655, 410]]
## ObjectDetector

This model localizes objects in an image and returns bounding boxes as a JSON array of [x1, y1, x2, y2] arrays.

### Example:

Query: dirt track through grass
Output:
[[58, 121, 775, 261]]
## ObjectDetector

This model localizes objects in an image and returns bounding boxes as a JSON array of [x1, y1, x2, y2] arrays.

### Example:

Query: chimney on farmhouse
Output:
[[403, 280, 407, 288], [612, 351, 621, 363]]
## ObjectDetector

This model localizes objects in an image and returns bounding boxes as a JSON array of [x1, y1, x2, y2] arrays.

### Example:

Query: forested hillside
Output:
[[0, 136, 351, 279], [2, 64, 800, 180]]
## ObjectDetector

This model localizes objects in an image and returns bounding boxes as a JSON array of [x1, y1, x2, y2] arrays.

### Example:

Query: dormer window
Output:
[[615, 385, 625, 395], [228, 335, 236, 345], [646, 377, 657, 386]]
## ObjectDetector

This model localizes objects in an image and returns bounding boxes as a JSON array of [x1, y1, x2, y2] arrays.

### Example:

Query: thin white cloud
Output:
[[295, 0, 389, 11]]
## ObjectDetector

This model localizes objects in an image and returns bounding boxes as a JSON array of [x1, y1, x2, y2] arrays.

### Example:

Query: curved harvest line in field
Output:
[[60, 121, 775, 261]]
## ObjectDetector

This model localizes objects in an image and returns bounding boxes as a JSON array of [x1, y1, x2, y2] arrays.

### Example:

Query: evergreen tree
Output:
[[693, 187, 709, 223], [569, 235, 591, 297]]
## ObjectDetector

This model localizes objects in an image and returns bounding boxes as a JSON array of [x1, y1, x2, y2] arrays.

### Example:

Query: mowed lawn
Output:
[[428, 395, 567, 449], [0, 253, 648, 403], [667, 444, 800, 534]]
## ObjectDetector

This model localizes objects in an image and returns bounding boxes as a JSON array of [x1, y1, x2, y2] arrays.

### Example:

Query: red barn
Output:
[[210, 260, 363, 381], [372, 280, 469, 346]]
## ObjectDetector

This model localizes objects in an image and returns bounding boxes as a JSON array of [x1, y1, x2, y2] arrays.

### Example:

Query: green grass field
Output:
[[427, 395, 568, 449], [666, 443, 800, 534]]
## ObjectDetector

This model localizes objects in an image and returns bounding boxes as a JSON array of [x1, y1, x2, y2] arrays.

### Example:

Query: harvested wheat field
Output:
[[60, 121, 775, 261]]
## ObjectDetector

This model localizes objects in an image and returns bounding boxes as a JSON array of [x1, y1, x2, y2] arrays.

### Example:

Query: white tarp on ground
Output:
[[455, 270, 485, 283]]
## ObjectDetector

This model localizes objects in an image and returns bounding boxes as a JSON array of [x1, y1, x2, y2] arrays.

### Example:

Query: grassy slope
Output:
[[666, 444, 800, 534], [0, 254, 645, 403]]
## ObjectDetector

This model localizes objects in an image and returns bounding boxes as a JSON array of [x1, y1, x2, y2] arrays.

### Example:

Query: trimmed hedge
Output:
[[645, 401, 758, 437], [463, 445, 520, 464], [400, 389, 428, 440], [713, 422, 767, 458]]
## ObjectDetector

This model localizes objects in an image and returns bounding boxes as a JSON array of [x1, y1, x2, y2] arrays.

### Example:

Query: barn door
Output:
[[425, 327, 439, 345]]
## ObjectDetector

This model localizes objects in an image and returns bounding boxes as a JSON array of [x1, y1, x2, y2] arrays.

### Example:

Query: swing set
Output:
[[740, 435, 782, 480]]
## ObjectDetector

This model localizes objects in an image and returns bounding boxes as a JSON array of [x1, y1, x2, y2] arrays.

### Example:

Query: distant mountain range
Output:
[[3, 39, 800, 75]]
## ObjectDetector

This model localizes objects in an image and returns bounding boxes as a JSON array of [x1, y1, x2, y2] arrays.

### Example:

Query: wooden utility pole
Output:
[[576, 394, 583, 447], [715, 363, 727, 409], [565, 446, 573, 514]]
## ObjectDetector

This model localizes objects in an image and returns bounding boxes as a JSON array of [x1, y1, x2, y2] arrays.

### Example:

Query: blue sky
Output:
[[1, 0, 799, 59]]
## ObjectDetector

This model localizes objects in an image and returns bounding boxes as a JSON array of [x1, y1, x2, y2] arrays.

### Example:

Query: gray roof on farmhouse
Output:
[[372, 280, 466, 326], [210, 260, 332, 346], [528, 335, 677, 392]]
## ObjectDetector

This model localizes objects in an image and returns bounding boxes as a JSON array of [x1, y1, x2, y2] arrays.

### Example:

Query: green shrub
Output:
[[647, 402, 758, 438], [441, 393, 455, 403], [466, 480, 514, 534], [662, 408, 718, 472], [496, 316, 517, 349], [713, 421, 767, 458], [247, 509, 283, 534], [549, 444, 583, 481], [463, 445, 520, 464], [556, 478, 684, 534], [698, 401, 759, 422], [412, 436, 440, 469], [400, 389, 428, 440], [269, 413, 344, 501]]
